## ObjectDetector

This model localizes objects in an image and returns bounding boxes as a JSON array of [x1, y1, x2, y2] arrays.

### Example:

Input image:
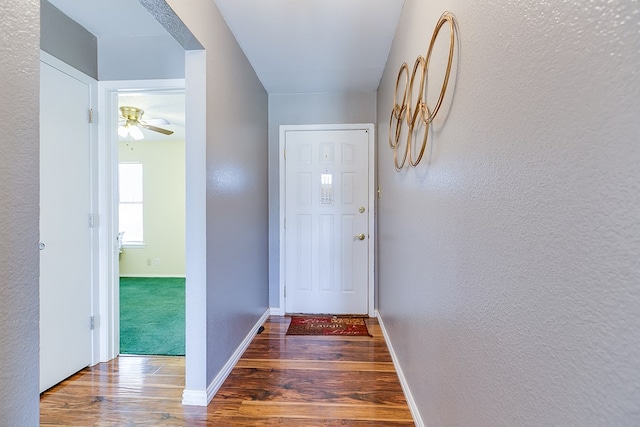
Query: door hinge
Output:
[[88, 213, 96, 228], [284, 287, 286, 298], [90, 316, 95, 330], [284, 149, 286, 160], [284, 217, 286, 229], [89, 109, 94, 124]]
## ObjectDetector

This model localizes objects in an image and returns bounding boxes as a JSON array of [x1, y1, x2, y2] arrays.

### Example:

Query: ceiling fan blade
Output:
[[145, 118, 170, 126], [140, 123, 174, 135]]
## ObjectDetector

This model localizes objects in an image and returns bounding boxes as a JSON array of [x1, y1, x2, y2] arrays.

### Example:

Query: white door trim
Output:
[[279, 124, 375, 317], [97, 78, 185, 364]]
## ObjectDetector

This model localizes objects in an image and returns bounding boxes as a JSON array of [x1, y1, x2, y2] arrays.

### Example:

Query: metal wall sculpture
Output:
[[388, 11, 457, 171]]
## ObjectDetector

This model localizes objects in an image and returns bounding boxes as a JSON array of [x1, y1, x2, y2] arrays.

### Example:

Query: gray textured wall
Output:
[[98, 34, 185, 80], [40, 0, 97, 79], [0, 1, 41, 424], [376, 1, 640, 426], [267, 92, 377, 308], [164, 0, 269, 387]]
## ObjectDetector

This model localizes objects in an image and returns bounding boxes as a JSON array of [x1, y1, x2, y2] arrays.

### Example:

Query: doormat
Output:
[[286, 316, 372, 336]]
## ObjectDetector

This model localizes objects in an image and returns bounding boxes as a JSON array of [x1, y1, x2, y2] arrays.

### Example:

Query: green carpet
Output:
[[120, 277, 185, 356]]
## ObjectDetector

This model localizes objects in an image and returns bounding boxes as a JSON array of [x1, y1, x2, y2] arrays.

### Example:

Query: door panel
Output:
[[285, 129, 370, 314], [40, 61, 92, 392]]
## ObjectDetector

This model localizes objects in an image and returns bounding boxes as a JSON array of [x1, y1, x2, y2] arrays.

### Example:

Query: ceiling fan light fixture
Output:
[[117, 125, 129, 138], [120, 106, 144, 122], [118, 123, 145, 140], [129, 125, 144, 140], [118, 105, 173, 138]]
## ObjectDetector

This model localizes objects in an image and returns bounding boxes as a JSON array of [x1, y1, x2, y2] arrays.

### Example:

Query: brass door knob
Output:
[[355, 233, 365, 240]]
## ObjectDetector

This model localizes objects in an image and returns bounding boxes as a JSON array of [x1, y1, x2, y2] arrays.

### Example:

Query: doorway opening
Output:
[[116, 91, 186, 356], [97, 79, 185, 362]]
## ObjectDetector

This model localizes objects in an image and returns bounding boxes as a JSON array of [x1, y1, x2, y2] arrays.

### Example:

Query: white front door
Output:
[[40, 60, 93, 392], [284, 126, 373, 315]]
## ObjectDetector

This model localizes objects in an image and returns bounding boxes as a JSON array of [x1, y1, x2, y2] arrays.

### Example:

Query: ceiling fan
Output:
[[118, 106, 174, 140]]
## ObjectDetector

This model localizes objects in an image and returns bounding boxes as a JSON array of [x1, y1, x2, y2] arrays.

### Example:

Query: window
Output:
[[320, 173, 333, 205], [119, 162, 144, 244]]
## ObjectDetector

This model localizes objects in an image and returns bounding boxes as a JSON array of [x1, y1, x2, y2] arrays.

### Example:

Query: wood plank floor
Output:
[[40, 316, 414, 426]]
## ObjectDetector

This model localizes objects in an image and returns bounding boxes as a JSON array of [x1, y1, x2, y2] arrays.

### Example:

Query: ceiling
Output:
[[47, 0, 404, 141], [47, 0, 169, 38], [47, 0, 405, 95], [214, 0, 405, 94]]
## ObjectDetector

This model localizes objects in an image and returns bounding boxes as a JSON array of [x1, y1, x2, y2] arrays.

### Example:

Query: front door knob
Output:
[[355, 233, 365, 240]]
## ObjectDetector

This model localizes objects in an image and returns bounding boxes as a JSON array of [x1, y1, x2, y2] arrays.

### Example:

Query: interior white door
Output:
[[285, 128, 370, 314], [40, 61, 92, 392]]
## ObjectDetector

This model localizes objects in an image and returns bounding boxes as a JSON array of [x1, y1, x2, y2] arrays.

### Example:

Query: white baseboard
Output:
[[195, 308, 271, 405], [182, 308, 270, 406], [270, 306, 285, 316], [119, 274, 186, 278], [375, 310, 425, 427], [181, 389, 208, 406]]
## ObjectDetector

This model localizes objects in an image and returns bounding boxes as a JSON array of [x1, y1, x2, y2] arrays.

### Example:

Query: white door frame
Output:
[[279, 124, 376, 317], [96, 78, 185, 363]]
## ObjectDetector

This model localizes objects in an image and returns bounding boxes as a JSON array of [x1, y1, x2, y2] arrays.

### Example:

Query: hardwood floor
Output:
[[40, 316, 414, 426]]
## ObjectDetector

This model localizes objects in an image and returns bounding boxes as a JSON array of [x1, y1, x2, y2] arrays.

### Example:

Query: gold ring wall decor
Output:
[[388, 11, 457, 171]]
